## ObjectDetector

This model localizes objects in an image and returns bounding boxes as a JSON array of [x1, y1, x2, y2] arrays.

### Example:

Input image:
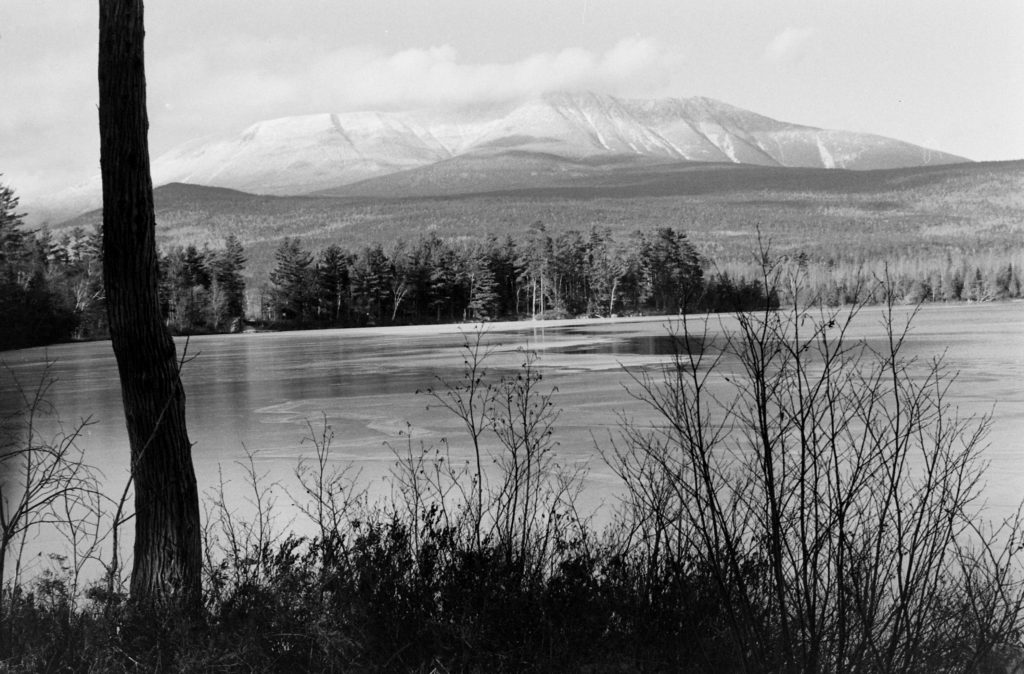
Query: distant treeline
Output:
[[251, 223, 773, 330], [159, 234, 247, 334], [4, 176, 1023, 350], [717, 249, 1024, 310]]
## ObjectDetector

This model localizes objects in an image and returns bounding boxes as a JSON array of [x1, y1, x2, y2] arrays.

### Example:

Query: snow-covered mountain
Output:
[[150, 92, 968, 196]]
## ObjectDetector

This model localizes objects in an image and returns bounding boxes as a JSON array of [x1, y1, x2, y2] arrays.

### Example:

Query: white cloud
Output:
[[6, 34, 690, 207], [764, 27, 816, 63], [150, 37, 685, 127], [328, 37, 684, 109]]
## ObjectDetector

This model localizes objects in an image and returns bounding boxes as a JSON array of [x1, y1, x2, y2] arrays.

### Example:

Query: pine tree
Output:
[[642, 227, 704, 313], [210, 234, 247, 329], [316, 244, 350, 324], [350, 243, 395, 325], [466, 243, 499, 321], [517, 220, 552, 318], [0, 179, 30, 285], [269, 237, 315, 323], [586, 227, 628, 316], [429, 245, 469, 322], [551, 229, 588, 315], [161, 246, 212, 332]]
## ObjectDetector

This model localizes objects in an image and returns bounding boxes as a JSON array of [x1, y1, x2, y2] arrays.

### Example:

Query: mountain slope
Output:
[[148, 92, 968, 197], [151, 112, 456, 195], [57, 159, 1021, 245]]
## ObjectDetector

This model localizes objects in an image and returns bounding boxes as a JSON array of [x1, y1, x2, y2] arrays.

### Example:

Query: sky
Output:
[[2, 1, 1022, 215]]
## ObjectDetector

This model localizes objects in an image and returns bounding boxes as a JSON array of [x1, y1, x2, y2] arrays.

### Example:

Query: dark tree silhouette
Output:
[[98, 0, 201, 604], [210, 235, 247, 329], [269, 237, 316, 322], [0, 180, 80, 349], [316, 244, 349, 323], [0, 179, 27, 262]]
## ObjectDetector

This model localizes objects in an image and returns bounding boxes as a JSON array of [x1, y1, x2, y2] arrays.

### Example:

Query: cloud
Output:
[[764, 27, 816, 63], [6, 35, 688, 205], [361, 37, 680, 107], [150, 37, 685, 129], [347, 37, 682, 108]]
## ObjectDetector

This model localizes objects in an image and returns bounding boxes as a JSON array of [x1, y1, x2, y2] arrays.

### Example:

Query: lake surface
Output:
[[1, 302, 1022, 568]]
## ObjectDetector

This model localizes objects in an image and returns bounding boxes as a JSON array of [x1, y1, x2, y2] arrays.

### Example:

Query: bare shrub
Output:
[[387, 424, 473, 552], [489, 347, 587, 576], [608, 262, 1024, 672], [419, 327, 495, 548], [290, 414, 367, 546], [408, 329, 587, 578], [202, 446, 284, 595], [0, 362, 102, 611]]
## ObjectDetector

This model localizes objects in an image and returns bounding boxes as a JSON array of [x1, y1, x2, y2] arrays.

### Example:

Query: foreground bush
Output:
[[1, 524, 740, 671]]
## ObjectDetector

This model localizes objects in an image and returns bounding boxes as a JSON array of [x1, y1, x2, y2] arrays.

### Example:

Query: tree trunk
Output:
[[98, 0, 202, 605], [609, 276, 618, 317]]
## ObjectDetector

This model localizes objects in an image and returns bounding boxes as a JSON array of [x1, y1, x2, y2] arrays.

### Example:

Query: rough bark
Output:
[[98, 0, 201, 604]]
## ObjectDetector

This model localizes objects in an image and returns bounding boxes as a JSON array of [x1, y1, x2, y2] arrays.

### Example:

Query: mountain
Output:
[[35, 91, 970, 226], [49, 156, 1021, 305], [55, 159, 1022, 261], [149, 92, 968, 198]]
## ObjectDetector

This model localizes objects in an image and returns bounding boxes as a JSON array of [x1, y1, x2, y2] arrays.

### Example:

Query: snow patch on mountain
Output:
[[138, 91, 971, 196], [816, 135, 836, 169]]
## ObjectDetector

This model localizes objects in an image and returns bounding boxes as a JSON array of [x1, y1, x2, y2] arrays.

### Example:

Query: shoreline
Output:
[[223, 297, 1023, 340], [4, 298, 1019, 355]]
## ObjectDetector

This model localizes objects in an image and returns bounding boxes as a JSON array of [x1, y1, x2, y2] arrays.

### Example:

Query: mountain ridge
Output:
[[148, 91, 968, 198], [34, 91, 971, 224]]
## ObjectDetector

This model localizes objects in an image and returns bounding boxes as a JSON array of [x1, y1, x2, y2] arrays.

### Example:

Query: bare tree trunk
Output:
[[98, 0, 201, 605], [609, 276, 618, 316]]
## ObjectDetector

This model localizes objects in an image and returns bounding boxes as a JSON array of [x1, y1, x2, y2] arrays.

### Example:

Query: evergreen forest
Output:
[[3, 175, 1023, 351]]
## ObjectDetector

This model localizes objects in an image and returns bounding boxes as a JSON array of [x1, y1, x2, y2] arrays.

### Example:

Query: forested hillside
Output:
[[55, 159, 1024, 310], [3, 176, 775, 345], [7, 159, 1023, 348]]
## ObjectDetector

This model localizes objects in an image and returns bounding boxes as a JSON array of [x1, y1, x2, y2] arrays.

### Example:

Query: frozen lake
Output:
[[1, 302, 1022, 565]]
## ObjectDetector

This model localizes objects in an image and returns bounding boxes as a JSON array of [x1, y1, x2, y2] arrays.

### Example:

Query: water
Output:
[[1, 302, 1022, 575]]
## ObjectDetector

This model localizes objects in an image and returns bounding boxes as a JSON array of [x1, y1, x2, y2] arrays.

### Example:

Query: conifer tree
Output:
[[466, 243, 499, 321], [350, 243, 394, 324], [269, 237, 315, 322], [0, 179, 28, 276], [210, 234, 247, 328], [316, 244, 349, 324]]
